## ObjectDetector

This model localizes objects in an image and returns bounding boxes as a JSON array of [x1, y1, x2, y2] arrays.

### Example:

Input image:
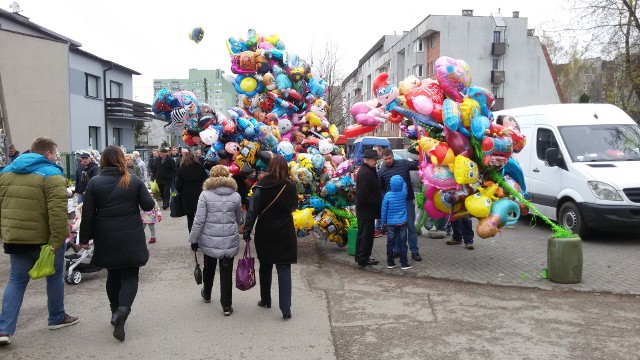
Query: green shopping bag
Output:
[[28, 245, 56, 280], [150, 180, 160, 199]]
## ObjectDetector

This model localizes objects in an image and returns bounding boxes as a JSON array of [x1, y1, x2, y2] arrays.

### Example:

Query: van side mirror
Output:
[[545, 148, 560, 167]]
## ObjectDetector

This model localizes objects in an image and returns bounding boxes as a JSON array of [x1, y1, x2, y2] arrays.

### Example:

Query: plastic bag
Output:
[[28, 245, 56, 280], [150, 180, 160, 198]]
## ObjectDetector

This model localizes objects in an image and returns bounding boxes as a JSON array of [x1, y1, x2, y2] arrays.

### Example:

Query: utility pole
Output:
[[203, 78, 208, 103]]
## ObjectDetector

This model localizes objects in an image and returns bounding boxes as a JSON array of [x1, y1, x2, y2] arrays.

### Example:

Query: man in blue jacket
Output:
[[378, 148, 422, 261]]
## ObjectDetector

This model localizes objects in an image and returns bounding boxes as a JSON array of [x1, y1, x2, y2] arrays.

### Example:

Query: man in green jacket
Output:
[[0, 137, 79, 346]]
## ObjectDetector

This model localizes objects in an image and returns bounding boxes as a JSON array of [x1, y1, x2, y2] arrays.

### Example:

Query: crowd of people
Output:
[[0, 138, 298, 345]]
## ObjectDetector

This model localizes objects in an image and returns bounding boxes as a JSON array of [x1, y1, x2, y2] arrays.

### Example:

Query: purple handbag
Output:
[[235, 240, 256, 291]]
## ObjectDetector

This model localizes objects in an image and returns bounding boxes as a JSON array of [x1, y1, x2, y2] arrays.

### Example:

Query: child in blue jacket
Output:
[[381, 175, 412, 270]]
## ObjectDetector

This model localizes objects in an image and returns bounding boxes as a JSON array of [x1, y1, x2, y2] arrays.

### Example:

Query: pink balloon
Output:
[[425, 199, 446, 219], [435, 56, 472, 102]]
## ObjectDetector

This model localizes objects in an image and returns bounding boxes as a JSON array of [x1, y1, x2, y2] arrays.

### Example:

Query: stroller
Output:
[[64, 228, 102, 285]]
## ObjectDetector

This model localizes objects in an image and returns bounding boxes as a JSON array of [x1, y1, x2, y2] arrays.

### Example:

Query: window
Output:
[[86, 74, 99, 98], [536, 128, 559, 161], [414, 39, 423, 52], [414, 65, 424, 77], [493, 31, 501, 43], [492, 59, 500, 70], [113, 128, 123, 146], [110, 81, 122, 98], [89, 126, 99, 150]]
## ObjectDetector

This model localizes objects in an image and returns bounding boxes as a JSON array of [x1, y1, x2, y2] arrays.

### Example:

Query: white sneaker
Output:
[[401, 265, 413, 270], [0, 334, 10, 345], [387, 264, 397, 269]]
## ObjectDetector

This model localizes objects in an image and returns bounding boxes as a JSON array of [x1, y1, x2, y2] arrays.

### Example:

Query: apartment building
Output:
[[342, 10, 563, 147]]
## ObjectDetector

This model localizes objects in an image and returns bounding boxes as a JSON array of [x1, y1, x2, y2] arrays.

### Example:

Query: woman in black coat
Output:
[[80, 145, 155, 342], [244, 155, 298, 320], [176, 151, 208, 233]]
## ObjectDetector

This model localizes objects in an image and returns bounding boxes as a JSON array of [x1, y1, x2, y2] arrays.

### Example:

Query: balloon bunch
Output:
[[349, 56, 533, 239]]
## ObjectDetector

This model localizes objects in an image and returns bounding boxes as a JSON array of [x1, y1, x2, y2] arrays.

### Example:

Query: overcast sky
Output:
[[9, 0, 570, 104]]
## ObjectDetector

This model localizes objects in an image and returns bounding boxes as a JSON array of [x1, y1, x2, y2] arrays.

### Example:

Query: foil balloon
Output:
[[453, 155, 479, 185], [293, 208, 315, 230], [276, 141, 294, 161], [434, 56, 472, 102], [189, 27, 204, 43]]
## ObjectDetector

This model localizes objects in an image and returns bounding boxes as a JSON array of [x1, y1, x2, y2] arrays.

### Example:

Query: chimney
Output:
[[513, 11, 520, 18], [527, 29, 535, 36], [462, 9, 473, 16]]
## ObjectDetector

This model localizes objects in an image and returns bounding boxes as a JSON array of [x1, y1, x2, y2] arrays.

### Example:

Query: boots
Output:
[[109, 304, 119, 324], [111, 306, 131, 341]]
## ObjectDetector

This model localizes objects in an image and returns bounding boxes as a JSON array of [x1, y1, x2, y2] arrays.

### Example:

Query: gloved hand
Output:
[[191, 243, 199, 252], [243, 233, 251, 242]]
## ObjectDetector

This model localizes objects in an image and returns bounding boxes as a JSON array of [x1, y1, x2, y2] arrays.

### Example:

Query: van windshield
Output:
[[559, 124, 640, 162]]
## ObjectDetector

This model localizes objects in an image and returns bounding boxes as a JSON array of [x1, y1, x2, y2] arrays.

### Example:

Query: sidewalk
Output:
[[315, 218, 640, 295]]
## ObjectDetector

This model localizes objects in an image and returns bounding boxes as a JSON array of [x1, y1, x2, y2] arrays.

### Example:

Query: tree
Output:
[[133, 121, 150, 148], [579, 93, 591, 102], [308, 41, 348, 131]]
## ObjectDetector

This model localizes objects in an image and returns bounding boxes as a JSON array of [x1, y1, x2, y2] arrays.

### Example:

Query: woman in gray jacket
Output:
[[188, 165, 242, 316]]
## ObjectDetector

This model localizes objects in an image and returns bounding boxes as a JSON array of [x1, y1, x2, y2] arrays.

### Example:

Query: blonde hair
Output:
[[209, 165, 230, 178]]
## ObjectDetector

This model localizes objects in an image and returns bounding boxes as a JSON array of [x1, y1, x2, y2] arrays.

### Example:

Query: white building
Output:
[[343, 10, 563, 144]]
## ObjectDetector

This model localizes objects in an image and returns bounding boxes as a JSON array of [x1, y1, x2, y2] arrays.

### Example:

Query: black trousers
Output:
[[187, 214, 195, 233], [355, 218, 376, 265], [106, 267, 140, 311], [259, 262, 291, 314], [202, 255, 234, 308], [157, 182, 171, 209]]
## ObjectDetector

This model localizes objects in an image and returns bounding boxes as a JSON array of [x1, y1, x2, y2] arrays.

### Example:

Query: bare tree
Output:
[[308, 41, 348, 131]]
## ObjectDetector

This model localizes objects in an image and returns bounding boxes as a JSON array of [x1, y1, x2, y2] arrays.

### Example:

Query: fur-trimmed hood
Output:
[[203, 176, 238, 192]]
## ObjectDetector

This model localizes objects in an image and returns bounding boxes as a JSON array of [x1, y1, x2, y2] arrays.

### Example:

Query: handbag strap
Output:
[[194, 251, 200, 266], [259, 184, 287, 217], [243, 239, 252, 259]]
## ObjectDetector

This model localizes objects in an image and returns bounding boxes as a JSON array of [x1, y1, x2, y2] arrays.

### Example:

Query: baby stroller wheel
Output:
[[66, 271, 82, 285]]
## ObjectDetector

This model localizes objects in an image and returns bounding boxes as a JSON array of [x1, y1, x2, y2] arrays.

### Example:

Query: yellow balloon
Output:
[[453, 155, 479, 185], [293, 208, 315, 230], [240, 77, 258, 93]]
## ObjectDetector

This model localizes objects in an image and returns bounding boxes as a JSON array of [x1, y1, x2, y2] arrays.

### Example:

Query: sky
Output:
[[8, 0, 571, 104]]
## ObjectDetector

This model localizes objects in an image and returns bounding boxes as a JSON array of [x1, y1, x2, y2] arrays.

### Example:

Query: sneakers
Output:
[[201, 289, 211, 303], [446, 239, 462, 245], [465, 244, 475, 250], [387, 263, 397, 269], [223, 307, 233, 316], [411, 253, 422, 261], [149, 237, 156, 244], [373, 230, 383, 238], [48, 314, 79, 330], [401, 264, 413, 270], [0, 334, 10, 346]]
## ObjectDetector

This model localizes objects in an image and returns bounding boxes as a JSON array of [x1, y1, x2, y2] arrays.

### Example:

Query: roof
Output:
[[0, 8, 81, 47], [72, 48, 141, 75]]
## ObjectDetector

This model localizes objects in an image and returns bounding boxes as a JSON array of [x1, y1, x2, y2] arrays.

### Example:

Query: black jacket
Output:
[[148, 155, 158, 181], [176, 162, 208, 215], [356, 163, 382, 219], [244, 179, 298, 264], [75, 161, 99, 195], [378, 159, 419, 200], [79, 167, 155, 269], [154, 156, 176, 185]]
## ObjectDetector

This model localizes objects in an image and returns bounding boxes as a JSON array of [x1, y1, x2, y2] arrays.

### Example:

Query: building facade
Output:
[[342, 10, 563, 147], [150, 68, 237, 147], [0, 8, 156, 158]]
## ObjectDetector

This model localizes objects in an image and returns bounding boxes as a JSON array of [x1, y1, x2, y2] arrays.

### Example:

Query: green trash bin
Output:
[[347, 228, 358, 256], [547, 235, 583, 284]]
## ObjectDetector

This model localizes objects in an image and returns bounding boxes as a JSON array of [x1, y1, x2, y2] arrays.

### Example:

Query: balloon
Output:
[[225, 142, 241, 155], [228, 163, 240, 175], [189, 27, 204, 43], [453, 155, 479, 185], [502, 157, 528, 198], [293, 208, 316, 231], [467, 86, 495, 118], [419, 163, 458, 190], [199, 127, 219, 145], [481, 136, 513, 166], [311, 154, 325, 172], [344, 124, 377, 138], [276, 141, 294, 161], [318, 139, 333, 155], [464, 183, 501, 218], [444, 127, 472, 157], [434, 56, 472, 102]]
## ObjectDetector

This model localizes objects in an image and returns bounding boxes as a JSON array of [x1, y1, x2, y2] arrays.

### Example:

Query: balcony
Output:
[[106, 98, 165, 122], [491, 70, 505, 84], [492, 42, 506, 56]]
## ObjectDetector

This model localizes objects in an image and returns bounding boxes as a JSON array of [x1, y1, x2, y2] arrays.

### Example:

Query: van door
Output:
[[528, 125, 564, 220]]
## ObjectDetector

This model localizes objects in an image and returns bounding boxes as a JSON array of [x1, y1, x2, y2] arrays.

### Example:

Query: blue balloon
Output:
[[502, 157, 528, 199]]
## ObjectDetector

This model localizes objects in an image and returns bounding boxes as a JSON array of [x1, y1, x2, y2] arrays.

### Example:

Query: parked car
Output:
[[392, 149, 422, 194]]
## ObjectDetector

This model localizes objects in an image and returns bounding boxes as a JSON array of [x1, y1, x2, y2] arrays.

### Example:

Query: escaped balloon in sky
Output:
[[189, 27, 204, 43]]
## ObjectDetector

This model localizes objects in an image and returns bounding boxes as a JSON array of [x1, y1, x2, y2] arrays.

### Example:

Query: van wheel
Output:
[[559, 202, 590, 238]]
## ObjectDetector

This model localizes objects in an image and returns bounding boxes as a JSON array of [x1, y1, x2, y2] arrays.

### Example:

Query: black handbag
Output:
[[193, 251, 202, 285], [170, 193, 185, 218]]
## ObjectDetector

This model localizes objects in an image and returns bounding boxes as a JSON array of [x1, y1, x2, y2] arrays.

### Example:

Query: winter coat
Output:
[[135, 158, 148, 183], [0, 153, 69, 251], [75, 161, 99, 195], [154, 156, 176, 185], [188, 176, 242, 258], [148, 155, 158, 181], [378, 158, 419, 200], [127, 163, 143, 179], [176, 162, 208, 215], [355, 163, 382, 219], [244, 179, 298, 264], [141, 206, 161, 224], [79, 167, 155, 269], [381, 175, 408, 226]]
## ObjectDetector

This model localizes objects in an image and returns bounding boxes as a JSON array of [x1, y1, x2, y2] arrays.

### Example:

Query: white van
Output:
[[494, 104, 640, 238]]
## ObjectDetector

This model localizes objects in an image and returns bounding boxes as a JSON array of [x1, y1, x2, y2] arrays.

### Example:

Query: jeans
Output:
[[451, 218, 474, 244], [387, 224, 408, 266], [394, 199, 418, 254], [259, 262, 291, 314], [374, 219, 382, 232], [0, 246, 66, 335], [202, 256, 234, 308], [106, 267, 140, 310]]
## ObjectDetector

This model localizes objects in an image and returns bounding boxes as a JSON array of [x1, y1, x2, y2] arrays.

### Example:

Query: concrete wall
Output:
[[0, 30, 71, 151]]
